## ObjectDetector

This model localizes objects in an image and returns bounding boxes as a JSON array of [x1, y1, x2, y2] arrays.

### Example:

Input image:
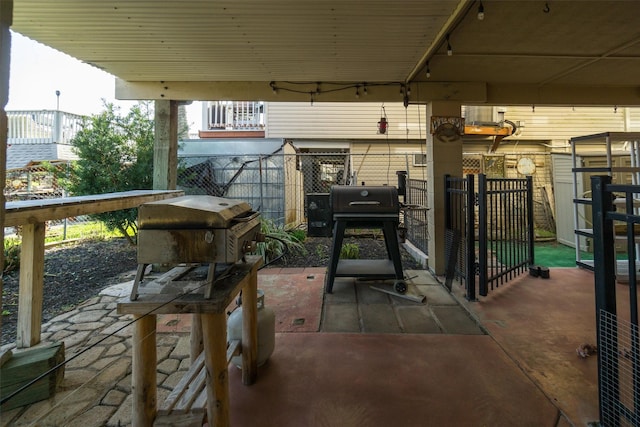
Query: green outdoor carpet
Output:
[[533, 241, 628, 267], [533, 242, 585, 267]]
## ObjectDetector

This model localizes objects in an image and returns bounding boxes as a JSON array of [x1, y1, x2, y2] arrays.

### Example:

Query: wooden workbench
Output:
[[117, 256, 262, 427], [4, 190, 184, 348]]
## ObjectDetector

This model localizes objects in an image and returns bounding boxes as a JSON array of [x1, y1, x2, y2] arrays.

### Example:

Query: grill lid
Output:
[[138, 195, 253, 229], [330, 185, 399, 215]]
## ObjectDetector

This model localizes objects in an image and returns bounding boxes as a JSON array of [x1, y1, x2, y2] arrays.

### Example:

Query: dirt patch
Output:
[[1, 234, 423, 346], [270, 235, 423, 271], [2, 239, 138, 346]]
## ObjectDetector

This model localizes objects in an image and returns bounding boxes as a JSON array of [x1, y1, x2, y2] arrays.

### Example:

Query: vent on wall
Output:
[[413, 153, 427, 166]]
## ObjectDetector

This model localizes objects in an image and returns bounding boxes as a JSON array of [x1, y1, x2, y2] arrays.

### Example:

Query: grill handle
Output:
[[232, 211, 260, 223], [348, 201, 381, 206]]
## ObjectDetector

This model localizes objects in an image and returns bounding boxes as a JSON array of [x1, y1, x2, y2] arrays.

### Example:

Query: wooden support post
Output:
[[241, 263, 259, 385], [153, 100, 178, 191], [0, 0, 10, 347], [132, 314, 157, 427], [17, 222, 45, 348], [201, 313, 230, 427]]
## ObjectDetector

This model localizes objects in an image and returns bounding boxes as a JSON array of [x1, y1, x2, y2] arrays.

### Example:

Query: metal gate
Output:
[[477, 174, 534, 296], [405, 178, 430, 256], [445, 174, 534, 300], [591, 175, 640, 426], [444, 174, 476, 298]]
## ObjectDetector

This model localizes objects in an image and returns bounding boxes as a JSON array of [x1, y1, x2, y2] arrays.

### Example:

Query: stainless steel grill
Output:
[[137, 195, 261, 264], [131, 195, 262, 300], [326, 186, 406, 294]]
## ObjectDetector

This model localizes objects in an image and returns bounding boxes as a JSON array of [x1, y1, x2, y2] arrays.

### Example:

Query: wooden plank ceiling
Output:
[[10, 0, 640, 105]]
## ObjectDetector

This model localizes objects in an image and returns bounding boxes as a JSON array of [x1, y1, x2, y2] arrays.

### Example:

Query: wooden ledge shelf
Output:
[[8, 190, 183, 349]]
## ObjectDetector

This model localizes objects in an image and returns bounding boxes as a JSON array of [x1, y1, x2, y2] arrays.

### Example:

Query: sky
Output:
[[7, 31, 201, 132]]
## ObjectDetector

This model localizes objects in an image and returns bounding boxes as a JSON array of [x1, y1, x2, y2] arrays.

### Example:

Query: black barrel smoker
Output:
[[325, 185, 406, 294]]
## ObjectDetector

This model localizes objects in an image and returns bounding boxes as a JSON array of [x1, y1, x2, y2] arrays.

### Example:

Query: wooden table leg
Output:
[[241, 264, 259, 385], [190, 314, 203, 363], [132, 314, 157, 427], [202, 313, 230, 427], [16, 222, 45, 348]]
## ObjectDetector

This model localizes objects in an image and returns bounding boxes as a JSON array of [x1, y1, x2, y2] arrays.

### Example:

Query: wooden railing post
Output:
[[16, 222, 46, 347]]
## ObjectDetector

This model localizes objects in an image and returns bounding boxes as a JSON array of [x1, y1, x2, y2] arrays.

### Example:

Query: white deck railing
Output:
[[7, 110, 86, 144], [206, 101, 264, 130]]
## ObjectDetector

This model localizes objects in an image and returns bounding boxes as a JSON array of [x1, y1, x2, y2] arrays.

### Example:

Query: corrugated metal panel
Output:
[[265, 102, 426, 139]]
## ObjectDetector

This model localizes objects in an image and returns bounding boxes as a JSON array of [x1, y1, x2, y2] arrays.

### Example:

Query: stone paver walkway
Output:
[[1, 285, 195, 427]]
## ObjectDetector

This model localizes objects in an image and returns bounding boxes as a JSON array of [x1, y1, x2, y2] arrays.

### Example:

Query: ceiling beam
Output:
[[116, 80, 487, 104], [117, 79, 640, 106], [405, 0, 472, 83], [538, 35, 640, 86], [485, 84, 640, 107]]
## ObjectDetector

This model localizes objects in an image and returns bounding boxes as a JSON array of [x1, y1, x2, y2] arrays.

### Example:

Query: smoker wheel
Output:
[[394, 280, 407, 294]]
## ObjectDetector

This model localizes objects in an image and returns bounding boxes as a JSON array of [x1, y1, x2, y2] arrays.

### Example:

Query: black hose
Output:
[[504, 119, 518, 135], [257, 234, 291, 270]]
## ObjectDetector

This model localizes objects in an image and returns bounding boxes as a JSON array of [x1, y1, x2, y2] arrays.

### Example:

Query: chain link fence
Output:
[[5, 151, 557, 250], [177, 151, 429, 228], [4, 163, 110, 243]]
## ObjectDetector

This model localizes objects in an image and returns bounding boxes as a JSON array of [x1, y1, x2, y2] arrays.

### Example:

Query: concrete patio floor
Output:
[[0, 267, 603, 426]]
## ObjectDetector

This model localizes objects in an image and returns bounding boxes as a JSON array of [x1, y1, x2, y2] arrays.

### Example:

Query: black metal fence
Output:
[[477, 174, 534, 297], [405, 178, 429, 256], [591, 175, 640, 426], [444, 175, 475, 297], [445, 174, 534, 300]]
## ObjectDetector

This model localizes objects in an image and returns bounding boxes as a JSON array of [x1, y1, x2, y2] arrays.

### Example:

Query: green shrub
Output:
[[254, 219, 307, 264], [315, 244, 328, 259], [4, 238, 21, 273], [288, 228, 307, 243], [340, 243, 360, 259]]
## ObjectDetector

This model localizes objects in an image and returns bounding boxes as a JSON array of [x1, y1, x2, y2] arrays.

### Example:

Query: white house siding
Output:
[[265, 103, 640, 147], [349, 141, 427, 187], [265, 102, 427, 140], [501, 106, 638, 145], [629, 108, 640, 131]]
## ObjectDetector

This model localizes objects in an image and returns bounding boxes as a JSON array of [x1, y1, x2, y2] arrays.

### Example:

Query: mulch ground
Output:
[[1, 234, 422, 346]]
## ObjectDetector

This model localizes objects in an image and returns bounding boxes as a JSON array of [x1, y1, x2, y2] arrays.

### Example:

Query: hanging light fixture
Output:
[[477, 1, 485, 20], [426, 61, 431, 78], [446, 34, 453, 56]]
